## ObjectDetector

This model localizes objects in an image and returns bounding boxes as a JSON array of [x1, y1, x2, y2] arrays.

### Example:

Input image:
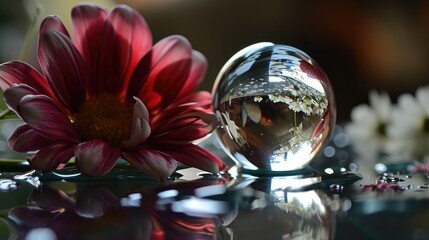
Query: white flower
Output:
[[386, 86, 429, 162], [253, 96, 263, 102], [217, 110, 248, 148], [345, 91, 392, 161], [288, 101, 302, 112]]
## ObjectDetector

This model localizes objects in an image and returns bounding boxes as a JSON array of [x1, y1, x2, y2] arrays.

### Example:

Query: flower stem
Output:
[[0, 108, 20, 120], [0, 109, 10, 119], [294, 111, 297, 127], [0, 4, 42, 120], [18, 3, 42, 61]]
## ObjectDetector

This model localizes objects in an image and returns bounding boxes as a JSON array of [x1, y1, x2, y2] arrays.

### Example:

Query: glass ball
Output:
[[212, 42, 336, 173]]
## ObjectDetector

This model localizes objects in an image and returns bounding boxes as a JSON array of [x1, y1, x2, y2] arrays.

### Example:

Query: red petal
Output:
[[9, 206, 61, 228], [9, 124, 54, 152], [18, 95, 80, 143], [95, 5, 152, 97], [151, 110, 216, 142], [3, 84, 38, 113], [150, 92, 214, 131], [28, 144, 75, 172], [40, 15, 69, 37], [163, 144, 225, 173], [167, 91, 212, 112], [75, 140, 120, 176], [151, 35, 192, 65], [151, 127, 210, 145], [71, 4, 108, 72], [175, 51, 208, 100], [126, 51, 152, 99], [178, 91, 212, 104], [74, 188, 120, 218], [122, 97, 151, 149], [140, 35, 193, 112], [38, 30, 86, 113], [299, 60, 328, 81], [29, 186, 75, 211], [146, 60, 192, 113], [0, 61, 54, 96], [122, 148, 177, 180]]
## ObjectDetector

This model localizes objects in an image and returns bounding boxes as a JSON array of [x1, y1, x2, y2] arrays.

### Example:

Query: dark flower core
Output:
[[74, 93, 134, 147], [377, 122, 386, 136], [423, 117, 429, 134]]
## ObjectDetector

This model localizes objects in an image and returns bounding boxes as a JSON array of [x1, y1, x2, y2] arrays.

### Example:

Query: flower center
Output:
[[74, 93, 133, 147], [376, 122, 386, 136], [423, 117, 429, 134]]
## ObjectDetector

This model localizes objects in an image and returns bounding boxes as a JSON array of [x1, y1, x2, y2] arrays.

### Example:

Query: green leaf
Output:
[[0, 109, 19, 120]]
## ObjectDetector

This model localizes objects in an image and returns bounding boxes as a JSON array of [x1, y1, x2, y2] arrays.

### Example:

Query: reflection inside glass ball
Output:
[[212, 42, 336, 172]]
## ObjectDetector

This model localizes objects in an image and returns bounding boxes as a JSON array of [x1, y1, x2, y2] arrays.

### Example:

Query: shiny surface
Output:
[[2, 166, 429, 239], [0, 168, 358, 240], [212, 43, 336, 173]]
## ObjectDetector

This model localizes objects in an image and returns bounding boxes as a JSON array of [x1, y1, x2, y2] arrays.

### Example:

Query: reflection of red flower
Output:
[[143, 178, 228, 240], [299, 60, 328, 81], [0, 4, 225, 179], [300, 60, 336, 146], [8, 186, 152, 239]]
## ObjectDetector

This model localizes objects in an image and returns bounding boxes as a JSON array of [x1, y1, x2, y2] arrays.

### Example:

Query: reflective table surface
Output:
[[1, 164, 429, 240]]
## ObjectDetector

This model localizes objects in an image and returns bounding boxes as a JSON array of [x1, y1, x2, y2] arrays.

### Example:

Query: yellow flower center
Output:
[[74, 93, 134, 147]]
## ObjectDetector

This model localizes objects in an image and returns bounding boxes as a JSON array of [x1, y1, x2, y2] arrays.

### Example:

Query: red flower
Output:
[[8, 186, 152, 239], [0, 4, 225, 179]]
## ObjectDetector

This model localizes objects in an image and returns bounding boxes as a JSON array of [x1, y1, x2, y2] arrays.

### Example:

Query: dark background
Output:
[[1, 0, 429, 122]]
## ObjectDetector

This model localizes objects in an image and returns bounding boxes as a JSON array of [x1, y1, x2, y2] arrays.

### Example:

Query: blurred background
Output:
[[1, 0, 429, 122]]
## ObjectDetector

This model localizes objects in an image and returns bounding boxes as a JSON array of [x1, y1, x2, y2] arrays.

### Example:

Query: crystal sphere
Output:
[[212, 42, 336, 172]]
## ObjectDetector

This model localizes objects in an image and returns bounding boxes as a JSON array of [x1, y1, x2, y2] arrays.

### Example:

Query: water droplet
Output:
[[197, 172, 221, 179], [349, 163, 358, 171], [212, 43, 336, 172], [342, 199, 352, 212], [14, 170, 41, 188], [379, 175, 404, 183], [120, 192, 142, 207], [374, 163, 388, 173], [0, 179, 17, 191], [323, 146, 336, 158], [333, 132, 349, 148]]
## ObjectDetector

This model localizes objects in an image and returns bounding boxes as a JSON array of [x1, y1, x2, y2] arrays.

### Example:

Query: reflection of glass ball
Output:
[[212, 43, 336, 172]]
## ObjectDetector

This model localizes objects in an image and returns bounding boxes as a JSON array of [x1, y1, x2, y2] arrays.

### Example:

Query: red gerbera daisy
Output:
[[0, 4, 225, 179]]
